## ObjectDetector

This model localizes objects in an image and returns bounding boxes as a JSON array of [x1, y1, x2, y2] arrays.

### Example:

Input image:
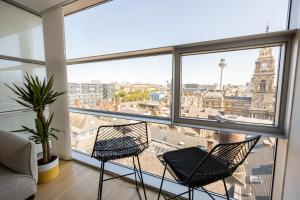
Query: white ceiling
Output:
[[5, 0, 109, 16], [6, 0, 73, 14]]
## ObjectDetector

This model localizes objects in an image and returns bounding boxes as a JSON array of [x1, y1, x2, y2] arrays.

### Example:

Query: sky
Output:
[[182, 47, 280, 85], [64, 0, 288, 85]]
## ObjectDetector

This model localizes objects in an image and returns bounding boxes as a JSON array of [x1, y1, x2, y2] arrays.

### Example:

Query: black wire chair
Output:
[[157, 135, 261, 200], [91, 122, 149, 200]]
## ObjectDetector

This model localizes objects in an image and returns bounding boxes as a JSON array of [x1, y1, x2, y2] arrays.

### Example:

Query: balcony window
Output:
[[67, 55, 172, 118], [0, 60, 45, 153], [0, 1, 45, 60], [64, 1, 294, 199], [179, 46, 281, 126], [70, 111, 276, 199], [0, 59, 45, 112], [0, 2, 46, 154]]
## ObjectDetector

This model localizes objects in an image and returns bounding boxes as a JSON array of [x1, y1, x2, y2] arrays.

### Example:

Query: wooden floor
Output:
[[36, 160, 158, 200]]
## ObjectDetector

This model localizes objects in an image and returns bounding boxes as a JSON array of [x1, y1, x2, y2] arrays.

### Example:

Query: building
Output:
[[68, 82, 115, 108], [223, 96, 251, 117], [250, 47, 276, 121]]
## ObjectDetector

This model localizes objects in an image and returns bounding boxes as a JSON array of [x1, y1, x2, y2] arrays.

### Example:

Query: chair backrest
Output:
[[187, 135, 261, 182], [92, 121, 149, 151]]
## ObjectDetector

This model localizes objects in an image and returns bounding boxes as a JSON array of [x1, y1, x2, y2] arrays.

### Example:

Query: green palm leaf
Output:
[[5, 73, 65, 164]]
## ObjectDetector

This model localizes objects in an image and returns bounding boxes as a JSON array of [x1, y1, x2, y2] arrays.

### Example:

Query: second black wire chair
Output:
[[157, 135, 261, 200], [91, 122, 149, 200]]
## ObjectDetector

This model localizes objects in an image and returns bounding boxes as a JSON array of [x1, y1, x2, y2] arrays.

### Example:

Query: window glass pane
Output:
[[67, 55, 172, 117], [0, 110, 45, 153], [0, 59, 46, 112], [181, 46, 281, 126], [70, 112, 276, 199], [0, 1, 45, 60], [65, 0, 289, 58]]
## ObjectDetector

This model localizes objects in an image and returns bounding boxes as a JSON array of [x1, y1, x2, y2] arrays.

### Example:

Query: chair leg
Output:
[[188, 187, 191, 200], [192, 188, 194, 200], [201, 186, 216, 200], [188, 187, 195, 200], [157, 165, 167, 200], [133, 157, 139, 192], [223, 179, 230, 200], [136, 155, 147, 200], [97, 161, 105, 200]]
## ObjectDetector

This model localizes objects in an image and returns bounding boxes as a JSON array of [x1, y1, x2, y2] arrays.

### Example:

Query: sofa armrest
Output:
[[0, 130, 38, 183]]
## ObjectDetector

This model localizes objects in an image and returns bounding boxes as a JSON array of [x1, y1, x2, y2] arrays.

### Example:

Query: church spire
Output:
[[257, 23, 273, 60]]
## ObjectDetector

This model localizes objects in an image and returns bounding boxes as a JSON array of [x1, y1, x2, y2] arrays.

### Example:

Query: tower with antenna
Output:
[[219, 58, 226, 91]]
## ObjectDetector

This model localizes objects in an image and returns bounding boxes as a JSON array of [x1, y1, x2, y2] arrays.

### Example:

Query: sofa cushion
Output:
[[0, 130, 37, 182], [0, 165, 36, 200]]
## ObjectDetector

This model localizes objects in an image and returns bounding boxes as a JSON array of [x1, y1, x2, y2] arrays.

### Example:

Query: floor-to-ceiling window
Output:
[[0, 1, 46, 151], [64, 0, 292, 199]]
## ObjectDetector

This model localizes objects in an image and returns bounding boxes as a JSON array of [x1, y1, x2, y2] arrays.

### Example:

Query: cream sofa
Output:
[[0, 130, 38, 200]]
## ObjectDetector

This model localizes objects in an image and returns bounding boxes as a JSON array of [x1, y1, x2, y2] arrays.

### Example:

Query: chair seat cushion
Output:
[[163, 147, 231, 187], [93, 136, 145, 161], [0, 165, 36, 200]]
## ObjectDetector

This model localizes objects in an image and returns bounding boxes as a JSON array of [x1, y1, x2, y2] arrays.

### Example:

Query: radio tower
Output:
[[219, 58, 226, 91]]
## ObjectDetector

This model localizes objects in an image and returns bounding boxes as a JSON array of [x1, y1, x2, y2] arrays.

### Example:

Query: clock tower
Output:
[[250, 47, 276, 120]]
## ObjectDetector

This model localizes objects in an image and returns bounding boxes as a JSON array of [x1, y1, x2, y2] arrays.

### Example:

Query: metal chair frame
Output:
[[91, 122, 149, 200], [157, 135, 261, 200]]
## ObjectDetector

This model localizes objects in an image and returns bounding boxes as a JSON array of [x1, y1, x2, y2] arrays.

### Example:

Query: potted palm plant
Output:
[[6, 74, 65, 183]]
